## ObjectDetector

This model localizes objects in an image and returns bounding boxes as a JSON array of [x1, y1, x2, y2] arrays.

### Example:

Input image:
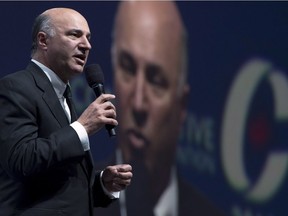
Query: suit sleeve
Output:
[[0, 74, 86, 180], [92, 171, 116, 207]]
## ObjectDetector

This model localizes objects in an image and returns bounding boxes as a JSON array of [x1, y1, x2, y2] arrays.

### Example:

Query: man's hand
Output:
[[78, 94, 118, 135], [102, 164, 133, 192]]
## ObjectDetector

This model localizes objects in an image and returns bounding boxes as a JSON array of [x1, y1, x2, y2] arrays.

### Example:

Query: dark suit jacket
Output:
[[94, 155, 227, 216], [0, 62, 113, 216]]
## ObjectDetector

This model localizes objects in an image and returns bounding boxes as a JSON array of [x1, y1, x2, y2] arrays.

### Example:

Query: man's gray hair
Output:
[[31, 13, 55, 56]]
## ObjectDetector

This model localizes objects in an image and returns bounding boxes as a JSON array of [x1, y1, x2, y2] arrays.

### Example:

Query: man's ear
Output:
[[37, 32, 48, 51]]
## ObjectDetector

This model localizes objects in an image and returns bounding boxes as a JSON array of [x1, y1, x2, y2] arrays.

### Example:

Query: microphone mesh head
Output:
[[84, 64, 104, 87]]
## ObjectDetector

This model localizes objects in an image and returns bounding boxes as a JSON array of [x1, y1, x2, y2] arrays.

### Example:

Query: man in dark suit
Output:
[[94, 1, 225, 216], [0, 7, 132, 216]]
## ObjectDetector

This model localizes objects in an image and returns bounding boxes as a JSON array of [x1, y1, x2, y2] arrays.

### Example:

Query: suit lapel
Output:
[[27, 62, 69, 127], [27, 62, 94, 181], [43, 90, 70, 126]]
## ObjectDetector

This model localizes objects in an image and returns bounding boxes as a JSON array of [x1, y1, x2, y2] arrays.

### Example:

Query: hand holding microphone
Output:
[[77, 64, 117, 137]]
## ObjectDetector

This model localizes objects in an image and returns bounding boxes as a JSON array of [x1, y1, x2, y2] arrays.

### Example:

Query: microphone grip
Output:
[[92, 84, 116, 137], [106, 125, 116, 137]]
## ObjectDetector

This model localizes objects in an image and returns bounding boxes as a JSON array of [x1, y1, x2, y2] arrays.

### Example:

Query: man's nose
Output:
[[80, 36, 92, 51], [132, 72, 148, 127], [132, 72, 146, 110]]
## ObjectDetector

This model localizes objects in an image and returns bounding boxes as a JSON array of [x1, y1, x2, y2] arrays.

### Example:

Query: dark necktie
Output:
[[64, 85, 94, 177], [63, 85, 77, 122]]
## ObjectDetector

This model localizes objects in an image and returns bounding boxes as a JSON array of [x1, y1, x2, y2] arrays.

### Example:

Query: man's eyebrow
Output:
[[69, 29, 89, 34], [68, 29, 91, 38]]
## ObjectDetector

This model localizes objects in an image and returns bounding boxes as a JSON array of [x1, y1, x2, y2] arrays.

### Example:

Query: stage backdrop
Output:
[[1, 2, 288, 216]]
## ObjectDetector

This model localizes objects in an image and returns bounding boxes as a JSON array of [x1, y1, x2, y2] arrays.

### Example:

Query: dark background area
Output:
[[1, 2, 288, 215]]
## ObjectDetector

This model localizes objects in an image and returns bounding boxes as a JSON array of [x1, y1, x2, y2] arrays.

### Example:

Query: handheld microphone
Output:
[[84, 64, 116, 137]]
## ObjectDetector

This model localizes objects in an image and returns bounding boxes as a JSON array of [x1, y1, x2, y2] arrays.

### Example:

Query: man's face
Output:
[[113, 13, 187, 172], [45, 11, 91, 81]]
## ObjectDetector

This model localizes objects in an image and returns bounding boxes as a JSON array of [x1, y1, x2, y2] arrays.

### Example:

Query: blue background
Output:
[[1, 1, 288, 216]]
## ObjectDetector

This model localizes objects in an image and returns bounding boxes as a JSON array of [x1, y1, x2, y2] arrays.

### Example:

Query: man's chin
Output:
[[70, 67, 84, 76]]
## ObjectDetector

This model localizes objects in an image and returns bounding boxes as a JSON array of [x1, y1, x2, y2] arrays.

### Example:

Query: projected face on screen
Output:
[[111, 1, 189, 178]]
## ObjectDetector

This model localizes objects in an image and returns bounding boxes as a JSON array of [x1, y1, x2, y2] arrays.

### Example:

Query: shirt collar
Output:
[[31, 59, 68, 99], [154, 165, 178, 216]]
